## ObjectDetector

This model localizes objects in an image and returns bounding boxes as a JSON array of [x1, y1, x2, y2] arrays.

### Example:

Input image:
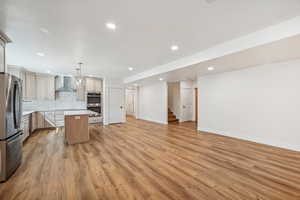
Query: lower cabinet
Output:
[[21, 114, 30, 142], [31, 112, 37, 133], [37, 112, 45, 129], [22, 111, 56, 144]]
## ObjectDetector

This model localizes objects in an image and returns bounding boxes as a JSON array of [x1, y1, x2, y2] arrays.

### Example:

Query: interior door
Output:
[[109, 88, 125, 124], [181, 88, 193, 122], [126, 91, 134, 116]]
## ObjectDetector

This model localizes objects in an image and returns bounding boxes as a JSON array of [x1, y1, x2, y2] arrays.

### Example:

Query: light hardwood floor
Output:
[[1, 117, 300, 200]]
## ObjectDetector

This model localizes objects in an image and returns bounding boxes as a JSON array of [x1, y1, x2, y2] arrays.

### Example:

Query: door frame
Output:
[[195, 88, 198, 123], [125, 88, 137, 118]]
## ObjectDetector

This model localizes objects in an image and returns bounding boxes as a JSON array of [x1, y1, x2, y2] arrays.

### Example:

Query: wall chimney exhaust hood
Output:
[[55, 76, 76, 92]]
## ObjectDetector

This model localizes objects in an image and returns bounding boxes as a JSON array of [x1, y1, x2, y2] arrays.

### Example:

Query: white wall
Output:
[[138, 82, 168, 124], [168, 82, 180, 118], [198, 59, 300, 151]]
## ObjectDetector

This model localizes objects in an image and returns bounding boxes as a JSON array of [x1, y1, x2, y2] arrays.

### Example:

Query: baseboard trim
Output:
[[197, 127, 300, 152], [137, 117, 168, 125]]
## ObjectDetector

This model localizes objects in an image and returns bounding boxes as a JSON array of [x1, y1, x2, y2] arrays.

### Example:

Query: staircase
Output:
[[168, 109, 178, 123]]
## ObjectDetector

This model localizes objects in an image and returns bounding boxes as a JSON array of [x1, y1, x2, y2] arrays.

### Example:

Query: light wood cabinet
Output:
[[31, 112, 55, 131], [31, 112, 37, 133], [86, 77, 102, 93], [22, 112, 55, 143], [86, 78, 93, 92], [24, 72, 36, 100], [36, 74, 55, 100], [76, 86, 86, 101], [64, 113, 89, 145], [22, 114, 30, 143], [7, 66, 27, 99], [94, 79, 102, 92], [36, 112, 45, 129], [22, 72, 55, 101], [7, 65, 22, 78]]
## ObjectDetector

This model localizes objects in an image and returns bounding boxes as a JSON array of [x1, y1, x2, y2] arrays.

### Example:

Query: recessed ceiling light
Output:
[[205, 0, 217, 4], [128, 67, 133, 71], [40, 28, 49, 34], [46, 70, 51, 73], [171, 45, 179, 51], [36, 52, 45, 57], [106, 23, 116, 30], [208, 66, 214, 71], [159, 78, 164, 81]]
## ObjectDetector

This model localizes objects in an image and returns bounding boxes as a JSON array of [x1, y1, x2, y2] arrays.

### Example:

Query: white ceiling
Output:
[[1, 0, 300, 78], [132, 34, 300, 86]]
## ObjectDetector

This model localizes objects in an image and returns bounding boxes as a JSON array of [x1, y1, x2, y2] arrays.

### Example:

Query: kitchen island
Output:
[[64, 110, 93, 145]]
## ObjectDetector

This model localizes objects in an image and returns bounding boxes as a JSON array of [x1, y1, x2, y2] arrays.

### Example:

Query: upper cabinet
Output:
[[8, 68, 55, 101], [86, 77, 102, 93], [7, 64, 102, 101], [86, 78, 94, 92], [7, 65, 22, 78], [24, 71, 37, 100], [36, 73, 55, 100]]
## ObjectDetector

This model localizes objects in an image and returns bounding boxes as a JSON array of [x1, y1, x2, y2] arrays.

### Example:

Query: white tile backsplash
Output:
[[23, 92, 86, 111]]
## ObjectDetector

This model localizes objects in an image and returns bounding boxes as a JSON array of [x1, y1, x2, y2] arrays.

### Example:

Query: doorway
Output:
[[125, 87, 138, 118], [167, 81, 198, 130], [168, 82, 180, 123]]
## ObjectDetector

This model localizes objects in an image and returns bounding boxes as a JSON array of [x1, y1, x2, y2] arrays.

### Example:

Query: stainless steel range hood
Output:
[[55, 76, 76, 92]]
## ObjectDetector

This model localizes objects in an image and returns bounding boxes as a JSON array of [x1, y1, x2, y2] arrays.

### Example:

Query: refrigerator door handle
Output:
[[12, 81, 21, 129]]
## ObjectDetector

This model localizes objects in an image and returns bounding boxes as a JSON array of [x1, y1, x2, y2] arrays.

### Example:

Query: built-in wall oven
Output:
[[87, 93, 101, 103], [87, 93, 102, 123], [87, 106, 101, 114]]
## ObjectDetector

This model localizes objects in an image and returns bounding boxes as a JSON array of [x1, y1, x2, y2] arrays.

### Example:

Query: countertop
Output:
[[22, 110, 35, 116], [64, 110, 97, 116], [22, 109, 88, 116], [22, 109, 100, 126]]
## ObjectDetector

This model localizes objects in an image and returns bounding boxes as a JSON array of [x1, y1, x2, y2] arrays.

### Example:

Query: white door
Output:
[[109, 88, 125, 123], [126, 91, 135, 116], [181, 88, 193, 122]]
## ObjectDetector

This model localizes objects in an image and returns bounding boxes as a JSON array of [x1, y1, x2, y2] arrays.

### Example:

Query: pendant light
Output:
[[75, 62, 84, 88]]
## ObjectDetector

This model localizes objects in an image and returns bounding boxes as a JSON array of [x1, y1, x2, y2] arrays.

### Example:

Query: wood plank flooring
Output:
[[1, 117, 300, 200]]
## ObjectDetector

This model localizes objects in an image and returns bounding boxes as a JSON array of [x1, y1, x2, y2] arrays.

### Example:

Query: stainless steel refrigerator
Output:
[[0, 72, 23, 182]]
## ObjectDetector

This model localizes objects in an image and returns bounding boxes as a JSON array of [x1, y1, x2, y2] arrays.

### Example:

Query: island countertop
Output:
[[64, 111, 91, 145], [64, 110, 98, 116]]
